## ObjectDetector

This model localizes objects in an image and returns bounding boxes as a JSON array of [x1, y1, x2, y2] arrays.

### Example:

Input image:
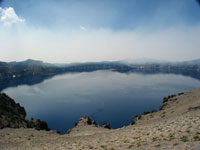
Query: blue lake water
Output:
[[2, 70, 200, 133]]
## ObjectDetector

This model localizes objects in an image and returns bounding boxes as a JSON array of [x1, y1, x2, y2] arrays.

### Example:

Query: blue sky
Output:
[[0, 0, 200, 63]]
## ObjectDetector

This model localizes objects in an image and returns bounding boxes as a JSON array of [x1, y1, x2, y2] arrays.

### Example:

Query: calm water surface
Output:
[[2, 70, 200, 133]]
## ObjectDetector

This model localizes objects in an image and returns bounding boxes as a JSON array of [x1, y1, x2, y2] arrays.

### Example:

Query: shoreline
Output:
[[0, 88, 200, 149], [0, 90, 186, 133]]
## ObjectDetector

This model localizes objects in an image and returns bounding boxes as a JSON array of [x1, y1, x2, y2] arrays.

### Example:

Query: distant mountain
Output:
[[121, 58, 200, 66], [0, 59, 59, 79], [9, 59, 54, 67], [121, 58, 171, 65], [0, 58, 200, 81], [180, 59, 200, 66], [0, 59, 131, 80]]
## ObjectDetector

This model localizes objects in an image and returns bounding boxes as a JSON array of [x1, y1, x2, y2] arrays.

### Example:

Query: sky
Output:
[[0, 0, 200, 63]]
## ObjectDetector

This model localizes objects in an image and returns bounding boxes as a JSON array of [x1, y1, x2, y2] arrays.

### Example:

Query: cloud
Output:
[[0, 7, 25, 26], [80, 26, 86, 31], [0, 25, 199, 63]]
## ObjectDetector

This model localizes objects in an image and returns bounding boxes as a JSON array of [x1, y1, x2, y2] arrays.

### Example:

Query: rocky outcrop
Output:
[[188, 105, 200, 111], [74, 116, 111, 129], [130, 93, 184, 125], [0, 93, 27, 129], [67, 116, 110, 135], [101, 122, 110, 129], [74, 116, 97, 127], [0, 93, 50, 131], [159, 94, 179, 111], [26, 119, 50, 131]]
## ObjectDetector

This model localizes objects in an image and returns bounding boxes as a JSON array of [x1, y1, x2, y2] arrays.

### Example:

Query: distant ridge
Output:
[[181, 59, 200, 66], [0, 58, 200, 82], [2, 58, 200, 66], [121, 58, 200, 65], [120, 58, 170, 65]]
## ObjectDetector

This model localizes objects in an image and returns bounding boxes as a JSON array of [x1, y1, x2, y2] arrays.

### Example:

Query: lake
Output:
[[1, 70, 200, 133]]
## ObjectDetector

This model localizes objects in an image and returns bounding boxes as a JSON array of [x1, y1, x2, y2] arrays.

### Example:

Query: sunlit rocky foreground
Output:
[[0, 88, 200, 150]]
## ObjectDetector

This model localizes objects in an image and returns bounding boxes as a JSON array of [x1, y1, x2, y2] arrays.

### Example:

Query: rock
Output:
[[70, 116, 111, 133], [131, 115, 141, 125], [167, 94, 176, 100], [0, 93, 27, 129], [142, 111, 150, 115], [101, 122, 110, 129], [75, 116, 97, 127], [130, 119, 136, 125], [159, 103, 168, 111], [188, 106, 200, 111], [151, 109, 157, 113], [68, 116, 110, 134], [130, 115, 138, 125], [131, 93, 179, 125], [163, 97, 168, 103], [0, 93, 26, 119], [0, 93, 50, 131], [178, 92, 184, 96], [67, 128, 72, 134], [27, 119, 50, 131], [138, 115, 142, 120]]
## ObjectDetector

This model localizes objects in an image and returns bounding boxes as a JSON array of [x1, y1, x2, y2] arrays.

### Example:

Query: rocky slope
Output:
[[0, 89, 200, 149], [0, 93, 49, 131]]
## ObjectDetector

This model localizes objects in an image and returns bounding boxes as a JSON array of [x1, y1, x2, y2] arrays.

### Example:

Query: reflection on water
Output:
[[0, 74, 55, 92], [2, 70, 200, 133]]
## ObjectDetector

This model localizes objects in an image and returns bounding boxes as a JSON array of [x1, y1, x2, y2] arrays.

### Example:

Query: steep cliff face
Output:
[[0, 93, 27, 129], [0, 93, 49, 131]]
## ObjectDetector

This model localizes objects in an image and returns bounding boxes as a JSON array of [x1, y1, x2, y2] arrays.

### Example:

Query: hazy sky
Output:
[[0, 0, 200, 63]]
